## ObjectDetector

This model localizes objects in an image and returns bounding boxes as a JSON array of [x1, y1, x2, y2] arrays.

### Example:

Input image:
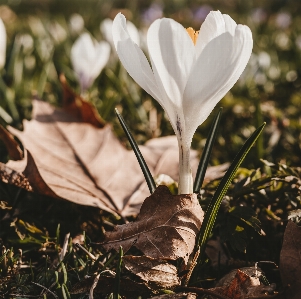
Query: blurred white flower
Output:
[[17, 33, 34, 54], [268, 66, 281, 80], [0, 18, 6, 70], [251, 8, 267, 25], [286, 70, 297, 82], [113, 11, 253, 194], [254, 72, 267, 85], [258, 52, 271, 69], [49, 21, 67, 44], [69, 14, 84, 35], [71, 32, 110, 93], [275, 32, 290, 50], [100, 18, 140, 48], [275, 12, 291, 29]]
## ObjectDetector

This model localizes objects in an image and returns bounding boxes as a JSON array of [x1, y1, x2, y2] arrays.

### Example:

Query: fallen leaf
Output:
[[101, 185, 203, 264], [60, 74, 106, 128], [0, 99, 226, 216], [123, 255, 180, 290], [220, 269, 259, 298], [210, 268, 276, 299], [0, 125, 22, 160], [0, 163, 32, 191], [279, 221, 301, 299]]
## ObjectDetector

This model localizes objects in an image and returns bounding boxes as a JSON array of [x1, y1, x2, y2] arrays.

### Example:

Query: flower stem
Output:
[[178, 141, 193, 194]]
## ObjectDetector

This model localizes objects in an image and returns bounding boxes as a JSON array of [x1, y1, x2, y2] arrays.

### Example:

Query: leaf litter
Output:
[[0, 87, 227, 216]]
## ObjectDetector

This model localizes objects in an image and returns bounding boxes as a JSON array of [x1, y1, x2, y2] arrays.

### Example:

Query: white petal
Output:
[[126, 20, 140, 46], [100, 18, 114, 45], [112, 13, 162, 103], [195, 11, 237, 58], [0, 18, 6, 70], [71, 33, 95, 77], [147, 18, 195, 108], [101, 18, 140, 47], [89, 41, 110, 82], [71, 33, 109, 90], [183, 25, 253, 139]]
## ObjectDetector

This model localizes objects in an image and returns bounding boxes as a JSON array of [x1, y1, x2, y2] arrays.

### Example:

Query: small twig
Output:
[[89, 273, 100, 299], [59, 233, 70, 262], [75, 243, 97, 261], [184, 246, 200, 286], [31, 282, 59, 299], [176, 286, 231, 299]]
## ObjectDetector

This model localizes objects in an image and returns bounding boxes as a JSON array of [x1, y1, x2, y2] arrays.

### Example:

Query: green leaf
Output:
[[196, 122, 266, 263], [61, 262, 67, 284], [194, 107, 223, 193], [115, 108, 156, 194]]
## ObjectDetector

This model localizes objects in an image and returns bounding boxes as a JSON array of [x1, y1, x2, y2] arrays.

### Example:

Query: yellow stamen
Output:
[[186, 27, 199, 45]]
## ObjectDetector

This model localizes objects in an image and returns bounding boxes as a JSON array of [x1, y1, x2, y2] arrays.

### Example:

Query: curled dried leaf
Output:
[[101, 185, 204, 264], [0, 125, 23, 160], [123, 255, 180, 290]]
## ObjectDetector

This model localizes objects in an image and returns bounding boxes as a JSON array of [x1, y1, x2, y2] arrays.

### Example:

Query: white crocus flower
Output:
[[112, 11, 253, 194], [71, 32, 110, 93], [0, 18, 6, 70], [101, 18, 140, 48]]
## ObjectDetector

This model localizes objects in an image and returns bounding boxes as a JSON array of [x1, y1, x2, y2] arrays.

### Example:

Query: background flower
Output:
[[71, 32, 110, 93], [0, 18, 6, 70]]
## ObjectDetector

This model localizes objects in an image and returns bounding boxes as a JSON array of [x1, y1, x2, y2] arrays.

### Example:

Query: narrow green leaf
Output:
[[196, 123, 266, 263], [62, 283, 71, 299], [194, 107, 223, 193], [0, 249, 9, 263], [56, 223, 60, 251], [113, 246, 123, 299], [115, 108, 156, 194], [61, 262, 67, 284]]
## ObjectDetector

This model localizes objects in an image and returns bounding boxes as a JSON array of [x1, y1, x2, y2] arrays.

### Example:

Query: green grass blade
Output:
[[197, 122, 266, 262], [194, 107, 223, 193], [113, 246, 123, 299], [115, 108, 156, 194]]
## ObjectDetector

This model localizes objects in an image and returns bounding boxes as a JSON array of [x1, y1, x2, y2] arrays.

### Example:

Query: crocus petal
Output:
[[0, 18, 6, 70], [125, 20, 140, 46], [183, 25, 253, 140], [89, 41, 110, 82], [101, 18, 140, 47], [147, 18, 195, 109], [71, 33, 110, 91], [100, 18, 114, 45], [195, 11, 237, 58], [112, 13, 162, 104], [71, 33, 94, 78]]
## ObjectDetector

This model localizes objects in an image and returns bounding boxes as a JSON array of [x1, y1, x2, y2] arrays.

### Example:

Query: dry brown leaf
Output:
[[123, 255, 180, 290], [0, 99, 226, 216], [0, 163, 32, 191], [0, 125, 23, 160], [102, 185, 203, 264], [208, 267, 277, 299], [60, 74, 105, 128], [279, 221, 301, 299]]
